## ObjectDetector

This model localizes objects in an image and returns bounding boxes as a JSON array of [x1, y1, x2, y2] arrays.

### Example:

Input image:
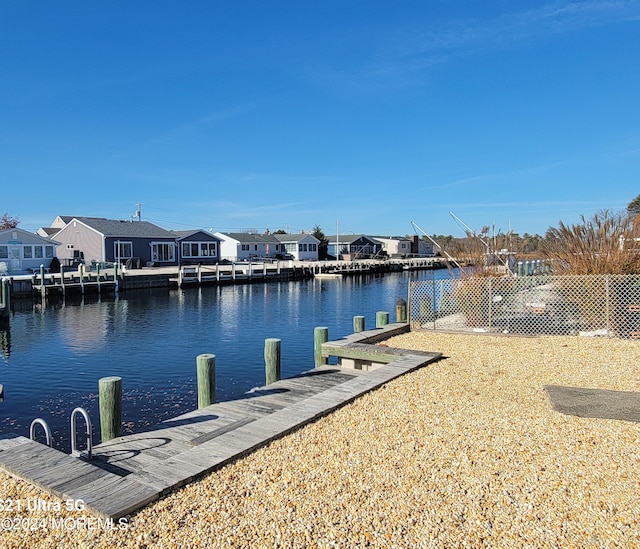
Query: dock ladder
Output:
[[70, 407, 93, 460], [29, 418, 53, 447]]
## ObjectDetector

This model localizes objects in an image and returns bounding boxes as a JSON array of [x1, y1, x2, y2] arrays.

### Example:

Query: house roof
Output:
[[325, 234, 382, 245], [171, 230, 221, 241], [371, 235, 412, 241], [72, 217, 175, 239], [217, 232, 279, 244], [38, 227, 61, 237], [56, 216, 76, 224], [272, 233, 319, 243], [0, 227, 61, 246]]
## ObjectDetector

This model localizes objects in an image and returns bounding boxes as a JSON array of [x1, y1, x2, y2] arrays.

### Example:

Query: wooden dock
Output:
[[0, 324, 440, 520], [31, 271, 118, 297]]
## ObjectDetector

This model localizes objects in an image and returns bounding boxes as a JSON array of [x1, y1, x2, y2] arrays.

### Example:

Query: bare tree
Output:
[[0, 213, 19, 229]]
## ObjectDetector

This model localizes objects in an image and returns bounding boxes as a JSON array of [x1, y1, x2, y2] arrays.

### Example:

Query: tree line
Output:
[[5, 194, 640, 274]]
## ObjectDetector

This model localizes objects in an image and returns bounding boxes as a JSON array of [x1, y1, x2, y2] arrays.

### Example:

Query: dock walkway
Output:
[[0, 325, 440, 520]]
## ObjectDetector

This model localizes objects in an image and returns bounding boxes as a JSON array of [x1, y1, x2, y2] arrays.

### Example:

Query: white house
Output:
[[215, 232, 281, 262], [214, 232, 320, 261], [0, 227, 59, 274], [273, 233, 319, 261], [373, 236, 413, 258]]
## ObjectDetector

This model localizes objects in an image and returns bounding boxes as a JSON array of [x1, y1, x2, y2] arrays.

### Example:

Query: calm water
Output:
[[0, 269, 451, 451]]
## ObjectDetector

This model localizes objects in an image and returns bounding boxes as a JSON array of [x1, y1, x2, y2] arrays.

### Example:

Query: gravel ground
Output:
[[2, 331, 640, 548]]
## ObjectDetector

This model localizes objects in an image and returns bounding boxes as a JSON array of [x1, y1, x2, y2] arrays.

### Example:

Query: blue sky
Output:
[[2, 1, 639, 238]]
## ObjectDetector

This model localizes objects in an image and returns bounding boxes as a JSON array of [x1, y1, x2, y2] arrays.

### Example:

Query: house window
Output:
[[152, 242, 175, 262], [309, 244, 317, 252], [114, 241, 133, 260], [241, 244, 250, 251], [46, 246, 54, 258], [182, 243, 197, 257], [34, 246, 43, 259], [182, 242, 217, 258], [201, 243, 217, 256], [0, 246, 7, 259], [23, 246, 32, 259]]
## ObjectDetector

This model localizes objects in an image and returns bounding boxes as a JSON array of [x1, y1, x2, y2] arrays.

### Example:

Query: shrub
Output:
[[540, 209, 640, 275]]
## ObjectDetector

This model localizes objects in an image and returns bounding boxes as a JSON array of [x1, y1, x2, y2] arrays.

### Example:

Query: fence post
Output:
[[376, 311, 389, 328], [353, 315, 365, 333], [488, 277, 493, 331], [314, 327, 329, 368], [197, 354, 216, 408], [264, 338, 281, 384], [396, 298, 407, 323], [99, 376, 122, 442], [605, 275, 610, 336]]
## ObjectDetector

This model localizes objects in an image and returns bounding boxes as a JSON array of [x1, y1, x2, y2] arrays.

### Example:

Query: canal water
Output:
[[0, 268, 452, 452]]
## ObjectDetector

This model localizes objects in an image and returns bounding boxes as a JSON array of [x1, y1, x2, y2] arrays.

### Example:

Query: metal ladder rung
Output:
[[29, 418, 52, 447]]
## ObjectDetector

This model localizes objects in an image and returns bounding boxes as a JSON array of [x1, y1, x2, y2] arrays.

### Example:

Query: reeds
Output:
[[540, 209, 640, 275]]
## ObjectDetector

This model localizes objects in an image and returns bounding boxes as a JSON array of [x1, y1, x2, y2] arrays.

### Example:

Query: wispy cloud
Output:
[[304, 1, 640, 95], [115, 103, 258, 158], [402, 1, 640, 59], [420, 160, 571, 191]]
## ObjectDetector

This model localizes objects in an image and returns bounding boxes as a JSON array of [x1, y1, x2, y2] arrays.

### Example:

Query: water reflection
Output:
[[1, 270, 451, 452], [0, 324, 10, 361]]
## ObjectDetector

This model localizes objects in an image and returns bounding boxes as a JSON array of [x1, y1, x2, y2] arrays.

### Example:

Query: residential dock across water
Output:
[[2, 257, 445, 300]]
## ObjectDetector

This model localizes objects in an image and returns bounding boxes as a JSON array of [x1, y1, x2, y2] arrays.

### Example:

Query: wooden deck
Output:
[[0, 325, 441, 519]]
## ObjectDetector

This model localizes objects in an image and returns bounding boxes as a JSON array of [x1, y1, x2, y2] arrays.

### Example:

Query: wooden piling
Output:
[[353, 315, 365, 333], [40, 265, 45, 298], [99, 376, 122, 442], [264, 338, 281, 384], [314, 326, 329, 368], [0, 278, 9, 320], [197, 353, 216, 408], [396, 298, 407, 323], [376, 311, 389, 328]]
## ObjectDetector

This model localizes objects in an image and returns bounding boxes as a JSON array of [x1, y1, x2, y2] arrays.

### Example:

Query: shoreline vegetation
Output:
[[2, 331, 639, 547]]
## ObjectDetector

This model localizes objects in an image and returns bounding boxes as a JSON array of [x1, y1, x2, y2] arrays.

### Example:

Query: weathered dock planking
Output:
[[0, 324, 441, 520]]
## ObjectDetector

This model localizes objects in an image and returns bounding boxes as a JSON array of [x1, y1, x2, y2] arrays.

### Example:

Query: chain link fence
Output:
[[409, 274, 640, 339]]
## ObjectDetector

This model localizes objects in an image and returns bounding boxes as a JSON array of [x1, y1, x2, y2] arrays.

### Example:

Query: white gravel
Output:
[[2, 331, 639, 548]]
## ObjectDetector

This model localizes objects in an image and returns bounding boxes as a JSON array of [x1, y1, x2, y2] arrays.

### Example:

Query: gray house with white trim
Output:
[[326, 234, 384, 260], [171, 230, 222, 265], [51, 217, 178, 268], [0, 227, 59, 274]]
